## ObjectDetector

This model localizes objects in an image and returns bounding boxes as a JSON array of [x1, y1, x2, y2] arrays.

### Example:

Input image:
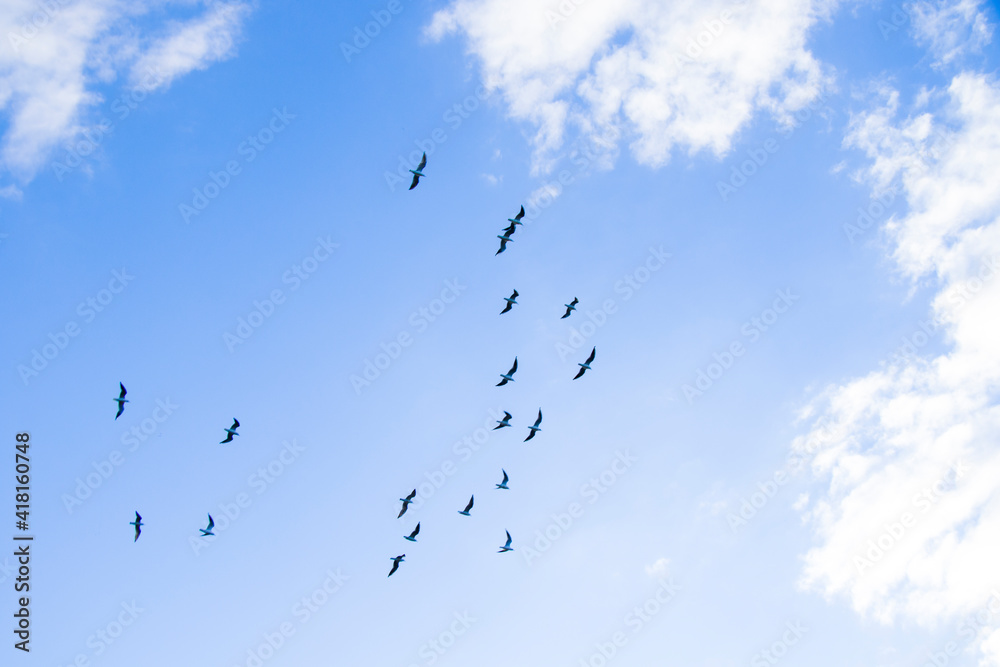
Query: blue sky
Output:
[[2, 0, 1000, 665]]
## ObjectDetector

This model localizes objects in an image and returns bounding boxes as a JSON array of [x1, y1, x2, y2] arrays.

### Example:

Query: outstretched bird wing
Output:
[[585, 347, 596, 364], [463, 496, 474, 513], [533, 410, 543, 428], [509, 358, 518, 375], [514, 206, 525, 221], [501, 469, 508, 484], [417, 152, 427, 171], [409, 523, 420, 539], [206, 514, 214, 531], [409, 173, 420, 190], [231, 418, 240, 430], [573, 366, 587, 380], [119, 383, 127, 399]]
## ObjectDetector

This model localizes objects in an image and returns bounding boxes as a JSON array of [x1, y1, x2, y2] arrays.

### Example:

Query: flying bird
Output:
[[498, 530, 514, 553], [496, 357, 517, 386], [458, 495, 474, 516], [388, 555, 405, 577], [495, 224, 516, 255], [524, 409, 543, 442], [574, 347, 596, 380], [507, 205, 525, 226], [220, 418, 240, 443], [404, 523, 420, 542], [408, 153, 427, 190], [494, 411, 513, 430], [495, 469, 509, 490], [561, 298, 579, 319], [114, 383, 128, 419], [500, 289, 519, 314], [130, 512, 142, 542], [199, 514, 215, 537], [397, 489, 416, 518]]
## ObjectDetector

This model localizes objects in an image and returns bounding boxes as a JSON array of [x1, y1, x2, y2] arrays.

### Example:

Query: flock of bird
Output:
[[386, 153, 597, 576], [118, 151, 598, 578], [116, 382, 236, 542]]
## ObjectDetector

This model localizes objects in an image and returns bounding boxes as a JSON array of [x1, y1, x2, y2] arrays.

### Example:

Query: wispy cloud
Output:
[[0, 0, 252, 185], [426, 0, 837, 174], [794, 72, 1000, 661], [910, 0, 994, 67]]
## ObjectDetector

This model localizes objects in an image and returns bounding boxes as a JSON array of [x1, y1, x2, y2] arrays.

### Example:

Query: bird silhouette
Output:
[[524, 410, 543, 442], [574, 347, 596, 380], [408, 153, 427, 190]]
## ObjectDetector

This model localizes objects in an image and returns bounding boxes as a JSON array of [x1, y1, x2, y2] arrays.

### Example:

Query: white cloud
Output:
[[909, 0, 994, 68], [793, 72, 1000, 662], [130, 1, 250, 91], [0, 0, 251, 184], [645, 557, 671, 579], [426, 0, 838, 174]]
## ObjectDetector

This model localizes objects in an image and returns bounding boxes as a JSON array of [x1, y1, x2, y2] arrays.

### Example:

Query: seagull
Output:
[[496, 357, 517, 386], [220, 418, 240, 443], [388, 554, 405, 577], [199, 514, 215, 537], [495, 226, 516, 255], [408, 153, 427, 190], [404, 523, 420, 542], [561, 297, 579, 319], [524, 409, 543, 442], [397, 489, 416, 518], [500, 289, 519, 314], [494, 411, 513, 430], [507, 205, 526, 226], [574, 347, 596, 380], [458, 495, 474, 516], [130, 512, 142, 542], [495, 469, 509, 490], [498, 530, 514, 553], [114, 382, 128, 419]]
